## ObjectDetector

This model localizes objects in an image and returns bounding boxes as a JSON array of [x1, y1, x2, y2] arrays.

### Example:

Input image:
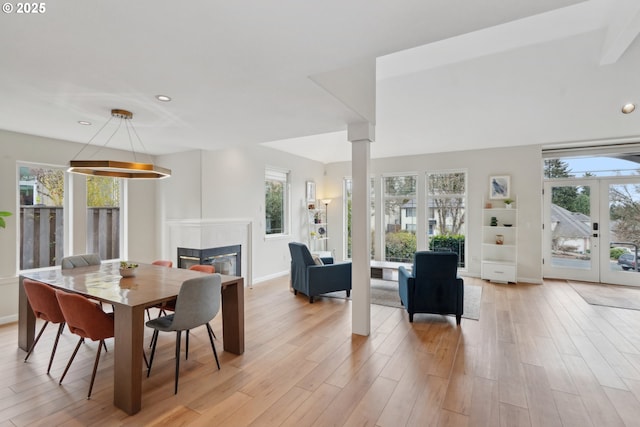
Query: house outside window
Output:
[[400, 201, 417, 231], [265, 168, 289, 236]]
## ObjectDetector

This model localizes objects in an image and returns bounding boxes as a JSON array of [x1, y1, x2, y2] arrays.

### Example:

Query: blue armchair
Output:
[[398, 251, 464, 324], [288, 242, 352, 303]]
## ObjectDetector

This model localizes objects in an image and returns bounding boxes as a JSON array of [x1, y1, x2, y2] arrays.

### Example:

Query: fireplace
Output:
[[177, 245, 241, 276]]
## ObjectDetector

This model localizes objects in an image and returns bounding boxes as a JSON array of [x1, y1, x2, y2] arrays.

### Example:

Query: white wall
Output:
[[324, 144, 543, 283], [156, 146, 325, 283]]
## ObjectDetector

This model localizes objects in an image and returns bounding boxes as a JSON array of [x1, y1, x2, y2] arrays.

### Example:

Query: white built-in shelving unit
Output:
[[481, 198, 517, 284], [307, 207, 328, 253]]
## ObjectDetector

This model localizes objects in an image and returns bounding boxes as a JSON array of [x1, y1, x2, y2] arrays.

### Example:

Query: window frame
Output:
[[17, 162, 67, 270], [426, 168, 468, 269], [343, 176, 376, 260], [86, 175, 123, 261], [382, 173, 418, 263], [264, 167, 290, 238]]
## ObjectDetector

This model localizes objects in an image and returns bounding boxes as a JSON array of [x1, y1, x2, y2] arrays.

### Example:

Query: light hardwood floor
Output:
[[4, 276, 640, 426]]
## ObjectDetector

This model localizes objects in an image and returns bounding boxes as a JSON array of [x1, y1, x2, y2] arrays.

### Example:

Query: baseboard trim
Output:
[[0, 315, 17, 325], [253, 270, 288, 285]]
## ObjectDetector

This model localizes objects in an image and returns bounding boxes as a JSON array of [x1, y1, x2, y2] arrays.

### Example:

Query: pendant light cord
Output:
[[70, 111, 154, 164], [70, 115, 116, 160]]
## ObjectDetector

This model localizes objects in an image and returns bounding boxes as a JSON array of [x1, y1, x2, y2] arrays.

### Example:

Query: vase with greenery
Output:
[[503, 198, 514, 209], [0, 211, 11, 229]]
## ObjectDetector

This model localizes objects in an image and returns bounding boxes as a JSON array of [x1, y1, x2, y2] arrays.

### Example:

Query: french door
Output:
[[543, 179, 599, 282], [600, 177, 640, 286], [543, 177, 640, 286]]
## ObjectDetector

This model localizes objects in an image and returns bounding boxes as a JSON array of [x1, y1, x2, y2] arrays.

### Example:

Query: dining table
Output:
[[18, 261, 244, 415]]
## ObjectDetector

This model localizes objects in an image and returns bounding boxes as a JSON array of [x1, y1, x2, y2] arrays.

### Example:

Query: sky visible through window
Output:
[[562, 156, 640, 177]]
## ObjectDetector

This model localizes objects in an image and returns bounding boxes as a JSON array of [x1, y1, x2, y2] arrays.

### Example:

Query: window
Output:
[[87, 176, 121, 260], [383, 174, 417, 262], [344, 178, 352, 258], [19, 165, 65, 269], [265, 168, 289, 236], [427, 170, 466, 268], [344, 177, 375, 259]]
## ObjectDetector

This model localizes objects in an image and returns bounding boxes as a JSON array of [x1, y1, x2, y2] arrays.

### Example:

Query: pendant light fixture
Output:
[[68, 109, 171, 179]]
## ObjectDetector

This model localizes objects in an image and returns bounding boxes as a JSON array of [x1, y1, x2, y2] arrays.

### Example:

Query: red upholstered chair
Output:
[[148, 260, 174, 320], [55, 290, 115, 399], [22, 279, 66, 374], [189, 264, 215, 273], [152, 260, 173, 268]]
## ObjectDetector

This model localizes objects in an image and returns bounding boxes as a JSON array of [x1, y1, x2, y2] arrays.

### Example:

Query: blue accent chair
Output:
[[398, 251, 464, 324], [288, 242, 352, 303]]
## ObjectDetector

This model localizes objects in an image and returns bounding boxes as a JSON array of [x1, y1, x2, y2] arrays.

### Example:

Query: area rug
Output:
[[321, 279, 481, 320], [571, 281, 640, 311]]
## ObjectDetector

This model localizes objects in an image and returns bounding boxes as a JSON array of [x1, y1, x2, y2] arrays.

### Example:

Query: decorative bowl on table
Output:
[[119, 262, 138, 277]]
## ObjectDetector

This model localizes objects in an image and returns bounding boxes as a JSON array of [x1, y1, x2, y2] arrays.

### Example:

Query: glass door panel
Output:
[[600, 178, 640, 286], [543, 180, 598, 281]]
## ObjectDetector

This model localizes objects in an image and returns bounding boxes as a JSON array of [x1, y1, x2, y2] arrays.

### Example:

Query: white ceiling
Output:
[[2, 0, 639, 164]]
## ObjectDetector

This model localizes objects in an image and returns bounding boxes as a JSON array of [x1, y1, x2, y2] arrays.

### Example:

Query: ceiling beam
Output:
[[600, 0, 640, 65]]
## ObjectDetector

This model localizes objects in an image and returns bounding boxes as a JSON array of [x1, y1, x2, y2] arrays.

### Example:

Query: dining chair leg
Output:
[[59, 337, 83, 385], [206, 323, 220, 370], [24, 320, 50, 362], [185, 330, 189, 360], [175, 330, 182, 395], [87, 339, 104, 399], [142, 348, 149, 369], [46, 322, 66, 374], [147, 330, 159, 377]]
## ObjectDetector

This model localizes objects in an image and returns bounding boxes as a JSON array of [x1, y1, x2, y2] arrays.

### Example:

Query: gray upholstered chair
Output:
[[61, 253, 101, 269], [398, 251, 464, 324], [61, 253, 109, 314], [288, 242, 351, 303], [146, 274, 222, 394]]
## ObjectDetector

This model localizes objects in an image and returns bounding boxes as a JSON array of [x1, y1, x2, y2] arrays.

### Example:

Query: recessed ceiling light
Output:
[[78, 120, 92, 126], [155, 95, 171, 102], [622, 103, 635, 114]]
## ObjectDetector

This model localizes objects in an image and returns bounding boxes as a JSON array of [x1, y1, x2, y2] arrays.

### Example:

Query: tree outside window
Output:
[[384, 175, 417, 262], [87, 176, 120, 260], [265, 169, 289, 236], [427, 171, 466, 268], [544, 159, 591, 216], [19, 165, 65, 268], [344, 177, 376, 259], [610, 182, 640, 251]]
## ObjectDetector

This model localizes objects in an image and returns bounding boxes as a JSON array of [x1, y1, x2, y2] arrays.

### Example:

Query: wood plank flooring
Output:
[[4, 276, 640, 426]]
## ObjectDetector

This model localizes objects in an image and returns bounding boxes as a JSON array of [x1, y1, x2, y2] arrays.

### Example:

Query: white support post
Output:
[[349, 122, 374, 336]]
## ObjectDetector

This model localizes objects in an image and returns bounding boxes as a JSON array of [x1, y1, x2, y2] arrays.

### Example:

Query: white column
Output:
[[349, 122, 374, 336]]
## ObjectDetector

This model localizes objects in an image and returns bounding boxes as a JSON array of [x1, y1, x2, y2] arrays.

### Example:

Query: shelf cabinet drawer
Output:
[[482, 262, 516, 283]]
